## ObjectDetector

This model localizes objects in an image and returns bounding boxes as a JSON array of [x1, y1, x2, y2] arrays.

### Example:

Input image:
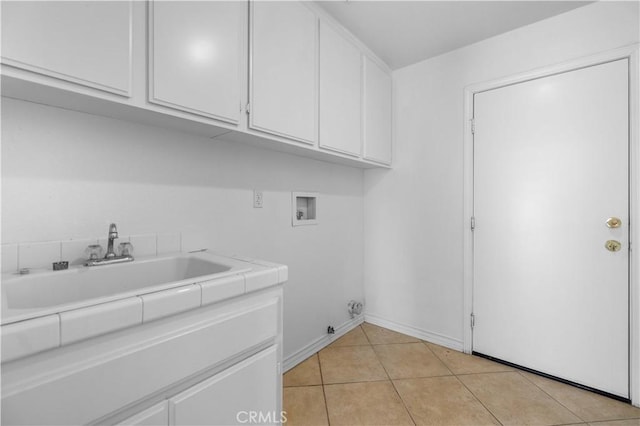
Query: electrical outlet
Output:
[[253, 190, 263, 208]]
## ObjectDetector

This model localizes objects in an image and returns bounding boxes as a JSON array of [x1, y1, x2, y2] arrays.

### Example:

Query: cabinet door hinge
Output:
[[471, 216, 476, 231], [471, 118, 476, 134], [470, 313, 475, 329]]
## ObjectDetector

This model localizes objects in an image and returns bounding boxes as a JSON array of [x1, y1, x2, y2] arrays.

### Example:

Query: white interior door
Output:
[[473, 59, 629, 398]]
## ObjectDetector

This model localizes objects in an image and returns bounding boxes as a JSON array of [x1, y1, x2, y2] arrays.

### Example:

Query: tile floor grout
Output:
[[516, 369, 589, 423], [424, 343, 505, 426], [425, 342, 503, 426], [357, 324, 417, 425], [370, 340, 417, 426], [284, 323, 640, 426], [316, 353, 332, 426]]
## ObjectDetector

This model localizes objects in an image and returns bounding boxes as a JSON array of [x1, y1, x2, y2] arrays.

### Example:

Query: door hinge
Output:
[[470, 118, 476, 134], [470, 313, 475, 329], [471, 216, 476, 231], [245, 103, 251, 114]]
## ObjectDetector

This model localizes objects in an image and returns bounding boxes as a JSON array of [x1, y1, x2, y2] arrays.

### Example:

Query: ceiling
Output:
[[315, 1, 592, 70]]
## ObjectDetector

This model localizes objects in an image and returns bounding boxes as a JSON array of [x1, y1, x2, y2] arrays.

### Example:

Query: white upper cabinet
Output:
[[319, 21, 362, 157], [1, 1, 132, 96], [249, 1, 317, 145], [148, 1, 246, 124], [363, 56, 392, 165], [1, 1, 392, 168]]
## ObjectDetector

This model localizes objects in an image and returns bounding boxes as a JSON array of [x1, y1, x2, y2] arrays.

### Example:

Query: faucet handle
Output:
[[86, 244, 104, 260], [118, 242, 134, 257]]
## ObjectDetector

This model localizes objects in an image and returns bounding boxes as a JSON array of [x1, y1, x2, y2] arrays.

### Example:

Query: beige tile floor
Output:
[[283, 323, 640, 426]]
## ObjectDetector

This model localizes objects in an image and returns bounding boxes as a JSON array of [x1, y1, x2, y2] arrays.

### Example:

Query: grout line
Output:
[[389, 379, 417, 426], [322, 378, 394, 386], [360, 323, 373, 344], [369, 338, 416, 426], [454, 374, 504, 426], [369, 340, 425, 346], [316, 353, 332, 426], [387, 372, 456, 381], [421, 341, 455, 376], [516, 370, 587, 423], [282, 383, 324, 388], [455, 370, 517, 377], [283, 383, 324, 388]]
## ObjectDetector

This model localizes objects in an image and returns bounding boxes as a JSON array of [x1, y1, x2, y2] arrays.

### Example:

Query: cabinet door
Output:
[[250, 1, 317, 144], [319, 22, 362, 157], [1, 1, 132, 96], [169, 346, 279, 426], [149, 1, 245, 124], [118, 402, 169, 426], [363, 57, 392, 165]]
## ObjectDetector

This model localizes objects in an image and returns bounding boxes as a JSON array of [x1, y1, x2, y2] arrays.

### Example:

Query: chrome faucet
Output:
[[85, 223, 135, 267], [105, 223, 118, 259]]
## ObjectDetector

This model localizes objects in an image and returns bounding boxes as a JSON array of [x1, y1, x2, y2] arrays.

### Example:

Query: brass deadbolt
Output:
[[605, 240, 622, 252]]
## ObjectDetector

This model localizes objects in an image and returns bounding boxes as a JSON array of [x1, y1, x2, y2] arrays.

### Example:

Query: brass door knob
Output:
[[605, 240, 622, 252], [606, 217, 622, 228]]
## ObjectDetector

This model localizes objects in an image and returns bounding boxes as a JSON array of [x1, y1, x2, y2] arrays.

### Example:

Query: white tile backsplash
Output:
[[181, 232, 208, 253], [18, 241, 61, 270], [98, 235, 130, 256], [129, 234, 157, 257], [7, 231, 193, 267], [157, 233, 181, 255], [61, 239, 98, 266], [2, 244, 19, 273]]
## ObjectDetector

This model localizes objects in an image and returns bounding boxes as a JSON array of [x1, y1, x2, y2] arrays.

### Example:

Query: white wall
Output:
[[364, 1, 640, 347], [1, 97, 365, 360]]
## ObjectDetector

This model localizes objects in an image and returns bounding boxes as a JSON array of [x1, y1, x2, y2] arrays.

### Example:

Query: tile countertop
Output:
[[0, 251, 288, 363]]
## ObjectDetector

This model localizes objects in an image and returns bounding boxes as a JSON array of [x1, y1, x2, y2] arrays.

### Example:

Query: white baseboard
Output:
[[364, 313, 464, 352], [283, 315, 364, 372]]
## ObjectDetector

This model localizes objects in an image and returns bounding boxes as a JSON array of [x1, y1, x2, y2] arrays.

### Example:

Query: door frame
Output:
[[462, 44, 640, 405]]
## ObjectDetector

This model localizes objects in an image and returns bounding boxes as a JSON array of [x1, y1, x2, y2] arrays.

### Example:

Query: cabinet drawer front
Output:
[[1, 1, 132, 96], [2, 298, 279, 425], [118, 401, 169, 426], [170, 346, 279, 426]]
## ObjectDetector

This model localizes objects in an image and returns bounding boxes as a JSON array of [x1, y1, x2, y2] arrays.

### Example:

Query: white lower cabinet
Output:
[[118, 346, 279, 426], [170, 346, 279, 426], [1, 288, 283, 426], [119, 402, 169, 426]]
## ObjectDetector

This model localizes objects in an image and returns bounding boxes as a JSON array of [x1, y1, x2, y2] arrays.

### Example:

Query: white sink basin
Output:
[[1, 252, 252, 323]]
